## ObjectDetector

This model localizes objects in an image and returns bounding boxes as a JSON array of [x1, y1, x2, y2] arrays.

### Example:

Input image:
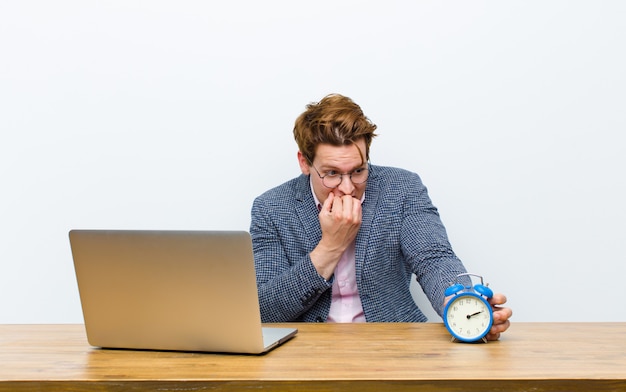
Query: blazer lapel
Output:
[[294, 175, 323, 252], [355, 167, 380, 280]]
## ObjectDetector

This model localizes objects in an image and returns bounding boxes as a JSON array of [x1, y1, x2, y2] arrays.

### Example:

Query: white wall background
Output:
[[1, 1, 625, 324]]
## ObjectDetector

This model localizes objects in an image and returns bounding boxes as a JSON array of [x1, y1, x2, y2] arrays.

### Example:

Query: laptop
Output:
[[69, 229, 297, 354]]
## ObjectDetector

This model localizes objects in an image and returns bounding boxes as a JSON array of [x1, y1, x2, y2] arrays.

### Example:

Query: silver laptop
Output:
[[69, 230, 297, 354]]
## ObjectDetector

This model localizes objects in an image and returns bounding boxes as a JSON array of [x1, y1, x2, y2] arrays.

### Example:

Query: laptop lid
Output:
[[69, 230, 297, 354]]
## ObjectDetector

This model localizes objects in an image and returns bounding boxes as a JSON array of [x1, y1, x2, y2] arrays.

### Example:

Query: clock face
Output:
[[444, 293, 493, 342]]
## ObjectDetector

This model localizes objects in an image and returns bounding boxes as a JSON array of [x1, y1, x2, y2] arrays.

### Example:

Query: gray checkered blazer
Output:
[[250, 164, 467, 322]]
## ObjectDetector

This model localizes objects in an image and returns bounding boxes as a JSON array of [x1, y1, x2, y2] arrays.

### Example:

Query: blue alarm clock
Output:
[[443, 273, 494, 343]]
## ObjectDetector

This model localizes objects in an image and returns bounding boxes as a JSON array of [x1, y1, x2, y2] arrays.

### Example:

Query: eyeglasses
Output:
[[309, 163, 369, 189]]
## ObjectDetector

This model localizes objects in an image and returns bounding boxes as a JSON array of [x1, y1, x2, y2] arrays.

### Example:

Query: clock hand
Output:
[[466, 311, 483, 319]]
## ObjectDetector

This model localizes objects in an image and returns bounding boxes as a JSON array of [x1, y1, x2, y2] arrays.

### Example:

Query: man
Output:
[[250, 94, 511, 340]]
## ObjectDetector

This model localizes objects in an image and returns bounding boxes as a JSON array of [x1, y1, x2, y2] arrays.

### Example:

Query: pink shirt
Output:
[[311, 182, 366, 323], [327, 240, 366, 322]]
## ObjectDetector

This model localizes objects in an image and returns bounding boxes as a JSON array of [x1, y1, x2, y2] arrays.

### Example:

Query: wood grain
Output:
[[1, 323, 624, 391]]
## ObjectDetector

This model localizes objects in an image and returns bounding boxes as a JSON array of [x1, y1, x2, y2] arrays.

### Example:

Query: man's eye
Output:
[[325, 171, 339, 177], [353, 168, 365, 174]]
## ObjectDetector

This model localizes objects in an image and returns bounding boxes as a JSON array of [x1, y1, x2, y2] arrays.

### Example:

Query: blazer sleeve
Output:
[[250, 195, 332, 322], [398, 171, 468, 316]]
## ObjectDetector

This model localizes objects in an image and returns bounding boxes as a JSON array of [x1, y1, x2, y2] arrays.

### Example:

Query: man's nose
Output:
[[337, 174, 355, 195]]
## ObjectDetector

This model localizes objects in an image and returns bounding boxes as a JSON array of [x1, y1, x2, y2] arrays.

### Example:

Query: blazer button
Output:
[[315, 316, 324, 323]]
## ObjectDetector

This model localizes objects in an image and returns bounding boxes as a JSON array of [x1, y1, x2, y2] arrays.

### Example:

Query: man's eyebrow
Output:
[[318, 163, 366, 172]]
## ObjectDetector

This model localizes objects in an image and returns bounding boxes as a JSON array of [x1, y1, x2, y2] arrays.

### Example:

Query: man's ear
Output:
[[297, 151, 311, 175]]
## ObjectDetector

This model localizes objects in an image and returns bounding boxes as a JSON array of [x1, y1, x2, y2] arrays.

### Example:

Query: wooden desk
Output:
[[1, 323, 624, 391]]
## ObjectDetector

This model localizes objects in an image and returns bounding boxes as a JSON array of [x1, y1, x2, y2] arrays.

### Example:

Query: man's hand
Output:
[[319, 192, 362, 245], [310, 192, 362, 280], [486, 293, 512, 341]]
